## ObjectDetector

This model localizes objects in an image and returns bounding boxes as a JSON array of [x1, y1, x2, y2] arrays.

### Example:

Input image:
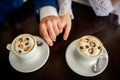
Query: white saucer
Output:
[[9, 36, 50, 73], [65, 39, 109, 77]]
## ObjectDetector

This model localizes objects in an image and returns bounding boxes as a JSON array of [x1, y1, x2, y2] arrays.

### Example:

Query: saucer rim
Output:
[[9, 36, 50, 73], [65, 39, 109, 77]]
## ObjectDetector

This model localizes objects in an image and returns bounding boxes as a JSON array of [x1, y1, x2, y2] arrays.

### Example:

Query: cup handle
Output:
[[6, 44, 11, 50]]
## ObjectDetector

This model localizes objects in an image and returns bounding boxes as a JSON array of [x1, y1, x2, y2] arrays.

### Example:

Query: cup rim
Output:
[[76, 35, 103, 59], [11, 34, 36, 55]]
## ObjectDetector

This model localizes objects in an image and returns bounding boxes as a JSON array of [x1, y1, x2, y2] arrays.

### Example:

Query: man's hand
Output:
[[39, 16, 63, 46]]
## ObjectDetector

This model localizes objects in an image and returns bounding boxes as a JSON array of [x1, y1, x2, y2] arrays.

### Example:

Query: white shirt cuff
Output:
[[40, 6, 58, 20]]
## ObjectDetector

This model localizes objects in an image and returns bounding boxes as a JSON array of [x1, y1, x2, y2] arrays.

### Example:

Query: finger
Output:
[[52, 19, 60, 36], [63, 21, 71, 40], [46, 20, 56, 41], [39, 23, 53, 46], [57, 18, 63, 33]]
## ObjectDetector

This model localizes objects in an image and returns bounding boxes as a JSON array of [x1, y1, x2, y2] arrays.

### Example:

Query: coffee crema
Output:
[[77, 35, 103, 58], [13, 34, 35, 54]]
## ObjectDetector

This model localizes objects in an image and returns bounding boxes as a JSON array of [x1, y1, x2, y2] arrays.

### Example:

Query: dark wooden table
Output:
[[0, 2, 120, 80]]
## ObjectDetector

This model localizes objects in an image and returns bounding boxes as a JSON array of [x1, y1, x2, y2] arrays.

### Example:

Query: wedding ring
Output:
[[55, 26, 58, 29]]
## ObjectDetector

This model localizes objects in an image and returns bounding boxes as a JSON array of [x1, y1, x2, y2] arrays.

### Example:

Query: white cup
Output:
[[76, 35, 103, 63], [7, 34, 39, 60]]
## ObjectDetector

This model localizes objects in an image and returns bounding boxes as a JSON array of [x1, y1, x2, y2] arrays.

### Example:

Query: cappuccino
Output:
[[12, 34, 35, 54], [77, 35, 103, 58]]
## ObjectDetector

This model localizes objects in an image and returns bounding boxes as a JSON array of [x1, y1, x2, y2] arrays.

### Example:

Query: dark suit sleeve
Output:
[[33, 0, 58, 11]]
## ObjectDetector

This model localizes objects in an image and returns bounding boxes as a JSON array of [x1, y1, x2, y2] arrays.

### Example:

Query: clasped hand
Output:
[[39, 13, 71, 46]]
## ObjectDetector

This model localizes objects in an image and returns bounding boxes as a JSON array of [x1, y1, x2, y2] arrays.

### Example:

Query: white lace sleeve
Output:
[[58, 0, 74, 19], [88, 0, 113, 16], [112, 4, 120, 25]]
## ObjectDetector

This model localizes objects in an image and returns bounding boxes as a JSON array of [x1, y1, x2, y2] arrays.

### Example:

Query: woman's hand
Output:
[[60, 13, 72, 40]]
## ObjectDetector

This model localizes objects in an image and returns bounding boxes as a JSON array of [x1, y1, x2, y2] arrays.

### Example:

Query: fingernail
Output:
[[64, 37, 67, 41], [60, 29, 63, 33], [49, 42, 53, 46], [54, 39, 56, 42]]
